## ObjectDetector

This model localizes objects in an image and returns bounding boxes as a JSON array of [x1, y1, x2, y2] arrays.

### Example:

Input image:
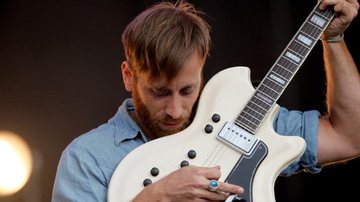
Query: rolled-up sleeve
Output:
[[274, 107, 322, 176]]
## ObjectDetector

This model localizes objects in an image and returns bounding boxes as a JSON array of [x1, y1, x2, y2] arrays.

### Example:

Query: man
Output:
[[52, 0, 360, 201]]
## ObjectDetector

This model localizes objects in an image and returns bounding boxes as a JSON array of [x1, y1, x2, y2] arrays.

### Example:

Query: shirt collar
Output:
[[109, 98, 148, 145]]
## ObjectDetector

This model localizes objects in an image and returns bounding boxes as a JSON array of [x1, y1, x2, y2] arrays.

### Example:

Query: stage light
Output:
[[0, 131, 33, 196]]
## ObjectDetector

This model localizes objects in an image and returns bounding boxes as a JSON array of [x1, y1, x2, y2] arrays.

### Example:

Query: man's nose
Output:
[[165, 96, 183, 119]]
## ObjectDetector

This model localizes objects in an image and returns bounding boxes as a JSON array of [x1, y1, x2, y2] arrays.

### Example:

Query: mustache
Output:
[[162, 115, 188, 124]]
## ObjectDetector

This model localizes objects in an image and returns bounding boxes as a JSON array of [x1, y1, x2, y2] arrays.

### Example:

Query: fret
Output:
[[257, 80, 282, 100], [296, 32, 315, 47], [240, 108, 263, 124], [269, 72, 287, 85], [237, 114, 259, 131], [278, 57, 298, 73], [272, 64, 292, 80], [288, 39, 310, 57], [309, 13, 328, 29], [301, 22, 322, 38], [254, 91, 274, 105], [242, 105, 265, 120], [235, 2, 335, 133], [263, 77, 284, 93], [240, 116, 261, 131], [236, 116, 257, 132], [258, 85, 280, 101], [319, 8, 335, 19], [314, 8, 334, 21], [248, 101, 267, 115], [284, 50, 302, 64], [250, 96, 272, 111]]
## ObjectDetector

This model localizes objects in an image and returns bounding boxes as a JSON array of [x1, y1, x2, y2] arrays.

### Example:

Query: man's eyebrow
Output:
[[181, 84, 195, 89], [149, 81, 198, 90], [150, 86, 167, 90]]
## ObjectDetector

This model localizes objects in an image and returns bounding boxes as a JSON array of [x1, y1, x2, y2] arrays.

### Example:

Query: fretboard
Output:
[[236, 1, 335, 133]]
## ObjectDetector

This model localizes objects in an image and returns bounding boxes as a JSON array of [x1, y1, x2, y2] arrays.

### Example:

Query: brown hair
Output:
[[122, 0, 211, 81]]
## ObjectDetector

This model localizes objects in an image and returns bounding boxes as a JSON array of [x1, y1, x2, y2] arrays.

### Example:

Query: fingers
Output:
[[199, 180, 244, 201], [196, 166, 243, 194], [201, 165, 221, 180], [333, 0, 359, 18], [319, 0, 359, 37], [320, 0, 359, 10], [154, 165, 243, 201], [217, 181, 244, 195], [194, 180, 243, 201], [182, 166, 244, 201], [319, 0, 335, 10]]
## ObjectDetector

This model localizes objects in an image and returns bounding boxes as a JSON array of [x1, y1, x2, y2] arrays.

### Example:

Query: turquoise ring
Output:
[[208, 180, 219, 192]]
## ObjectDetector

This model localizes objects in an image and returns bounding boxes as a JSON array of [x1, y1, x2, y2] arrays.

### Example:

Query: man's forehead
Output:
[[146, 79, 195, 89]]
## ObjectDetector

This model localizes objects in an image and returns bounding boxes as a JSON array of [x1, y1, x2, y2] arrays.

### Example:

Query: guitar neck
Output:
[[236, 1, 335, 133]]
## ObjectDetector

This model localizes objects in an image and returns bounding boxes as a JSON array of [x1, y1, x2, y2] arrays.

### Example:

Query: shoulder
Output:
[[61, 123, 119, 169], [52, 123, 119, 201], [68, 123, 117, 153], [60, 118, 145, 181]]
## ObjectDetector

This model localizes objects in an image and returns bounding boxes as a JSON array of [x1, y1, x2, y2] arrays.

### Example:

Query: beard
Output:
[[132, 85, 192, 138]]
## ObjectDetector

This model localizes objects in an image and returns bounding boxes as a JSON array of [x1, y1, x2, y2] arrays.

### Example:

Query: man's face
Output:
[[131, 52, 204, 139]]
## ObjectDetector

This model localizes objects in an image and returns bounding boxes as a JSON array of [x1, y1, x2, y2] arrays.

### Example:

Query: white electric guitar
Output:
[[108, 2, 335, 202]]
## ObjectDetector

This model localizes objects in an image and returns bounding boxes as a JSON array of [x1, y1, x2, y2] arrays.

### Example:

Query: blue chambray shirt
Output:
[[51, 98, 321, 202]]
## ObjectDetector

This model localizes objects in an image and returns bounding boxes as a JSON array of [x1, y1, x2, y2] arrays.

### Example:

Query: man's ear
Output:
[[121, 61, 133, 92]]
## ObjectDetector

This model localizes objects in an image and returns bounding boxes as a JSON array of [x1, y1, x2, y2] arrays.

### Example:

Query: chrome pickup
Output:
[[217, 121, 258, 156]]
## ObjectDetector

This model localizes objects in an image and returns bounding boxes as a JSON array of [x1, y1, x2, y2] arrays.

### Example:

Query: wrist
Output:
[[320, 33, 344, 43], [133, 184, 168, 202]]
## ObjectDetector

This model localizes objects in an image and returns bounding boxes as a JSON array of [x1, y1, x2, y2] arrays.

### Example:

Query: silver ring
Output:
[[208, 180, 219, 192]]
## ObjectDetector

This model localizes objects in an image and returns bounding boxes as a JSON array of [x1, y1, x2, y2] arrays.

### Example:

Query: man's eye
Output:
[[180, 87, 194, 95], [152, 89, 169, 97]]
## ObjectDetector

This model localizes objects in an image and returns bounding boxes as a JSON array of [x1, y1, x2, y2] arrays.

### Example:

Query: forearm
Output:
[[322, 39, 360, 147]]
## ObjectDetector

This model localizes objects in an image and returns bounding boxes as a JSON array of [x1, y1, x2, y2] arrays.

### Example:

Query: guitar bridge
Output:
[[217, 121, 258, 156]]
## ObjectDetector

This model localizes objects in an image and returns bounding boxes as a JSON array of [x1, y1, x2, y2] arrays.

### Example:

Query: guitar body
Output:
[[108, 66, 306, 202]]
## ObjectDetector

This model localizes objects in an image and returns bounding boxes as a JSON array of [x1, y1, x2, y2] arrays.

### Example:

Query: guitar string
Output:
[[202, 141, 229, 169]]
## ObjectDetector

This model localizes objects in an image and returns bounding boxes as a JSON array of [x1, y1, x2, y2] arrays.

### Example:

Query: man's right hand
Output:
[[133, 165, 244, 202]]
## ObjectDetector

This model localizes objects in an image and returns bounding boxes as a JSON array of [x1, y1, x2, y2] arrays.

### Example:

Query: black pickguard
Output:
[[225, 141, 268, 202]]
